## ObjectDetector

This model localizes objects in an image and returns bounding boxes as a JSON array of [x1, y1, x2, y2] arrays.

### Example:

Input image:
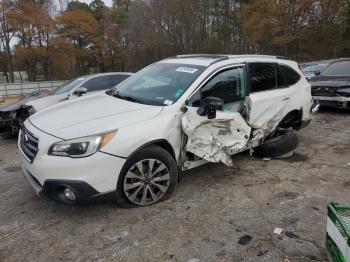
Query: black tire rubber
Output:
[[254, 130, 299, 158], [115, 145, 178, 208]]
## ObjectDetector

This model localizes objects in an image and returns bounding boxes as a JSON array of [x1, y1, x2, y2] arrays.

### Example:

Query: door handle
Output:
[[282, 97, 290, 101]]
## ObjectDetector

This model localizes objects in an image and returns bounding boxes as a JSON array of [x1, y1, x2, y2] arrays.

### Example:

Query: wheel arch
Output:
[[127, 139, 177, 162], [279, 108, 303, 130]]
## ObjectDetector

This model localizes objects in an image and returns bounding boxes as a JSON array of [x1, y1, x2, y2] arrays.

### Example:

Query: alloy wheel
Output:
[[123, 159, 170, 206]]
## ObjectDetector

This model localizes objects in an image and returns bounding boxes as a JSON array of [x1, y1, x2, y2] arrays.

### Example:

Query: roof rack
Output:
[[174, 54, 228, 59], [165, 54, 289, 66], [167, 54, 230, 65]]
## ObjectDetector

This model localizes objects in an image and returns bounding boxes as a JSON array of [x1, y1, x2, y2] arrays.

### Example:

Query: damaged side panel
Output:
[[182, 108, 251, 166], [245, 96, 288, 147], [181, 95, 289, 167], [0, 105, 32, 134]]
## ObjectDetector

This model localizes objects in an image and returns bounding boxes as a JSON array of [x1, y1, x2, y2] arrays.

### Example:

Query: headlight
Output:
[[48, 130, 117, 158]]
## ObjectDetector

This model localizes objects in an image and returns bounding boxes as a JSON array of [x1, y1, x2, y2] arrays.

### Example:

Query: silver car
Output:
[[0, 72, 132, 135]]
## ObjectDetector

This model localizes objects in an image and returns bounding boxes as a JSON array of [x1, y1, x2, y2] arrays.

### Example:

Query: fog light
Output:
[[63, 188, 76, 201]]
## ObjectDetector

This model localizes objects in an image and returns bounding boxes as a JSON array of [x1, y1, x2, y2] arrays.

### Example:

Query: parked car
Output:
[[310, 58, 350, 109], [19, 55, 312, 207], [301, 60, 332, 80], [0, 72, 132, 135]]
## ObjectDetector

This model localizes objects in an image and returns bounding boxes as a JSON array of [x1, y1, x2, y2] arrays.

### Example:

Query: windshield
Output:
[[111, 63, 206, 106], [302, 64, 327, 73], [54, 77, 86, 95], [321, 61, 350, 76]]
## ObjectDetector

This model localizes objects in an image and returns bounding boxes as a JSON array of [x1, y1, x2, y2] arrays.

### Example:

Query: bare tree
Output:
[[0, 0, 15, 83]]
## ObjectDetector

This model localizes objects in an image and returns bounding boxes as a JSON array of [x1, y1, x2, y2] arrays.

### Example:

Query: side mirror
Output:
[[197, 96, 224, 119], [73, 87, 88, 96]]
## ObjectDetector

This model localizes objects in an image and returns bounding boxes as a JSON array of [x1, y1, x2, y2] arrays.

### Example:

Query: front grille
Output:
[[312, 86, 337, 97], [19, 127, 39, 163]]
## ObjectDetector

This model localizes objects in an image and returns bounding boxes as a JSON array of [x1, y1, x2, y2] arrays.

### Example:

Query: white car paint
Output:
[[26, 93, 68, 112], [20, 120, 125, 193], [30, 93, 163, 139], [19, 55, 312, 203]]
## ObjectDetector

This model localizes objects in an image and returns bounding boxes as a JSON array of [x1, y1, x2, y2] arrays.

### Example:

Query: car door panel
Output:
[[182, 107, 251, 166], [247, 88, 292, 128], [182, 66, 250, 166]]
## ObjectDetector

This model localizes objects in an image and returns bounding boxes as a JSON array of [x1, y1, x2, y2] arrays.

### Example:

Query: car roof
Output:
[[159, 54, 291, 67]]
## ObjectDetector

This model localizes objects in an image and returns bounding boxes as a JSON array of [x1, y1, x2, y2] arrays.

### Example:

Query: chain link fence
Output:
[[0, 81, 67, 97]]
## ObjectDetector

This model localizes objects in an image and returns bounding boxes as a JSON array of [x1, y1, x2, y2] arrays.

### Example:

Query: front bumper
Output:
[[0, 115, 20, 133], [19, 120, 126, 204], [312, 96, 350, 108]]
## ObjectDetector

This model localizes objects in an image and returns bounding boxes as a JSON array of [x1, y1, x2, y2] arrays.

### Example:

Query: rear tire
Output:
[[115, 145, 178, 208], [254, 130, 299, 158]]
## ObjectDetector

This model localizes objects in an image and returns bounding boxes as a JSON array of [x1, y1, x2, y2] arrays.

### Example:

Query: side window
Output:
[[278, 64, 301, 86], [110, 74, 129, 87], [188, 67, 245, 107], [276, 65, 288, 88], [82, 76, 112, 92], [248, 63, 276, 92]]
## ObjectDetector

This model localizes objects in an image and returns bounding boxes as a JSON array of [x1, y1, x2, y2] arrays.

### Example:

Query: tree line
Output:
[[0, 0, 349, 82]]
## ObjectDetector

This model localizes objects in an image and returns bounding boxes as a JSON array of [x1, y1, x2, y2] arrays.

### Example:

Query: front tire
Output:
[[115, 145, 178, 208]]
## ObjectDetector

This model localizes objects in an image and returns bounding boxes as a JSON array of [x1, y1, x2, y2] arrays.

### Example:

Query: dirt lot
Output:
[[0, 108, 349, 262]]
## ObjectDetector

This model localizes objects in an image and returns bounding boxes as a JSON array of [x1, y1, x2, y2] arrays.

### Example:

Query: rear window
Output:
[[321, 61, 350, 76], [278, 64, 301, 86]]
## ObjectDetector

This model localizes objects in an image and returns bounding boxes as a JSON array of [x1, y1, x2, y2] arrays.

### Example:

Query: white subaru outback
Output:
[[19, 55, 312, 207]]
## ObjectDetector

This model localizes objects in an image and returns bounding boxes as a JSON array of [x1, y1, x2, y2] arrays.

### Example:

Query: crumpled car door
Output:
[[245, 89, 291, 145], [182, 107, 251, 166]]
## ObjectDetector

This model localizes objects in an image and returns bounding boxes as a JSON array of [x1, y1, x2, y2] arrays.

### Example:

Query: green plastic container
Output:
[[326, 203, 350, 262]]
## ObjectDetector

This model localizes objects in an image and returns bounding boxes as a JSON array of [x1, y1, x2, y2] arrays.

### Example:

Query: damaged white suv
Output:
[[19, 55, 312, 207]]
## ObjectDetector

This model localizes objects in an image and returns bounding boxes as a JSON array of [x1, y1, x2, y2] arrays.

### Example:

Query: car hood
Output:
[[310, 76, 350, 88], [0, 95, 43, 112], [26, 94, 66, 112], [29, 93, 163, 139]]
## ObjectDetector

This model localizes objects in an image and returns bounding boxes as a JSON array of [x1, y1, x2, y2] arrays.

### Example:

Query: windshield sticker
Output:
[[163, 100, 173, 106], [176, 67, 198, 74], [174, 88, 185, 98]]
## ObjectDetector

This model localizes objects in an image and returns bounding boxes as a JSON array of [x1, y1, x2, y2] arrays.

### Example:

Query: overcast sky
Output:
[[80, 0, 113, 6]]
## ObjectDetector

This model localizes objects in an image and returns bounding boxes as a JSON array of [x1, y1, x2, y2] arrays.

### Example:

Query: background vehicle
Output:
[[310, 58, 350, 109], [301, 60, 333, 80], [0, 72, 132, 135], [19, 55, 312, 207]]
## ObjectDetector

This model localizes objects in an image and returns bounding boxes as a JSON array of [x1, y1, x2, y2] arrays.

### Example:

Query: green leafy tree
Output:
[[89, 0, 105, 21], [67, 1, 91, 12]]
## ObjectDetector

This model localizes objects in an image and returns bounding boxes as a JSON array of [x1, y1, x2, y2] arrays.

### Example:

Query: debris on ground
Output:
[[238, 235, 253, 245], [257, 249, 269, 256], [187, 259, 200, 262], [273, 228, 283, 235], [285, 231, 300, 239]]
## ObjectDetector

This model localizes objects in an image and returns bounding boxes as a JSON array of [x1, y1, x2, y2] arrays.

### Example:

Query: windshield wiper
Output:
[[113, 91, 151, 105]]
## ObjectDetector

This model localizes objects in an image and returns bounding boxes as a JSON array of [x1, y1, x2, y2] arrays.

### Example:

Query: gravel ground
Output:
[[0, 108, 349, 262]]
